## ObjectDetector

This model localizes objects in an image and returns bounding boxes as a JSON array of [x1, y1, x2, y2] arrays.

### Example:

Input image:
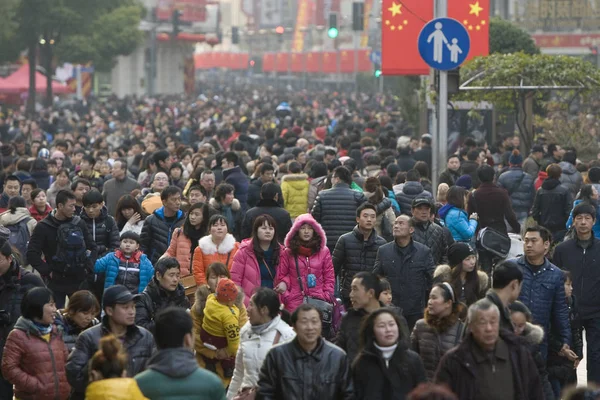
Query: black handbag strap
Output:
[[294, 257, 306, 297]]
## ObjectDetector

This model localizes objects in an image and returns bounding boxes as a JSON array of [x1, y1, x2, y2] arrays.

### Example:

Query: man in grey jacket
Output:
[[102, 158, 140, 217]]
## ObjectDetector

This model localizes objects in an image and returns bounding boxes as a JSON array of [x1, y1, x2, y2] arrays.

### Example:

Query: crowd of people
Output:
[[0, 87, 598, 400]]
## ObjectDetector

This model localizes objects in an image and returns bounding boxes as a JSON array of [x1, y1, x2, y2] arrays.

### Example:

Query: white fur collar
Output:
[[198, 233, 236, 255]]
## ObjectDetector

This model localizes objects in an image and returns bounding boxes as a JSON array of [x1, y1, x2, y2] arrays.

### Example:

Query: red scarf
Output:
[[297, 246, 313, 257]]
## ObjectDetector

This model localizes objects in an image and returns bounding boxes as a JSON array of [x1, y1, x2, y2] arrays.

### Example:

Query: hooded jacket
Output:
[[135, 279, 190, 333], [2, 317, 70, 400], [140, 207, 185, 265], [281, 173, 310, 218], [438, 204, 478, 243], [94, 250, 154, 294], [28, 203, 52, 223], [80, 206, 120, 257], [396, 181, 433, 217], [192, 233, 239, 285], [497, 167, 536, 215], [559, 161, 583, 198], [85, 378, 147, 400], [135, 347, 226, 400], [275, 214, 335, 312], [531, 178, 572, 232]]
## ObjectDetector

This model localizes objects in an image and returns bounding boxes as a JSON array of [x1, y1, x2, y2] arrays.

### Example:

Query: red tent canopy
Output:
[[0, 64, 72, 94]]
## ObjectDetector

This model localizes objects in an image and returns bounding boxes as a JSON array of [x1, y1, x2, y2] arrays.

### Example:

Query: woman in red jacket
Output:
[[231, 214, 283, 306], [28, 189, 52, 222], [2, 287, 70, 400]]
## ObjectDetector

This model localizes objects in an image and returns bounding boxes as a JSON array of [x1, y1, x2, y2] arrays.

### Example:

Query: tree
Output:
[[0, 0, 22, 63], [489, 18, 540, 55], [456, 53, 600, 149]]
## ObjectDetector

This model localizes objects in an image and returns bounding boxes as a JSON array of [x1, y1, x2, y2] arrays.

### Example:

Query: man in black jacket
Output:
[[246, 163, 283, 209], [312, 166, 367, 251], [26, 189, 97, 308], [438, 155, 461, 187], [553, 202, 600, 384], [411, 197, 452, 265], [531, 163, 572, 243], [485, 259, 523, 333], [66, 285, 156, 400], [241, 183, 291, 242], [258, 304, 354, 400], [373, 215, 435, 330], [332, 203, 387, 308]]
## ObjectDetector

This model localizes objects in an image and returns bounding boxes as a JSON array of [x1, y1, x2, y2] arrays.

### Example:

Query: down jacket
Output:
[[2, 317, 70, 400], [412, 220, 453, 265], [94, 250, 154, 294], [162, 227, 193, 276], [497, 167, 536, 216], [192, 233, 239, 285], [85, 378, 147, 400], [135, 278, 190, 333], [311, 183, 368, 250], [230, 238, 285, 307], [332, 226, 387, 300], [275, 214, 335, 312], [140, 207, 185, 265], [559, 161, 583, 198], [438, 204, 477, 243], [531, 178, 572, 233], [396, 181, 433, 217], [281, 173, 310, 218], [80, 206, 120, 257]]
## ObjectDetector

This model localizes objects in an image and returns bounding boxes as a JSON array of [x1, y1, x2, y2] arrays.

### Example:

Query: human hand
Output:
[[574, 359, 581, 369], [215, 348, 229, 360], [129, 213, 141, 225], [275, 282, 287, 294], [470, 213, 478, 220]]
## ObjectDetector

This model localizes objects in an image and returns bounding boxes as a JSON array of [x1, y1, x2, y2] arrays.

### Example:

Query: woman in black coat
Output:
[[352, 308, 426, 400]]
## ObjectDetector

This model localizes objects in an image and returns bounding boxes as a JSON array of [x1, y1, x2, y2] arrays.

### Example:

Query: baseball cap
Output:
[[412, 198, 433, 208], [103, 285, 137, 307]]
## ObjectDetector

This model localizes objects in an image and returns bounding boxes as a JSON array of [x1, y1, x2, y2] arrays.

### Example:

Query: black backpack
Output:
[[7, 218, 31, 265], [52, 217, 88, 275]]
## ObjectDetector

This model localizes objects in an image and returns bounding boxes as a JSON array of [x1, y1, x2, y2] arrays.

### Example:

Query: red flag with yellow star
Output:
[[449, 0, 489, 60], [381, 0, 433, 75]]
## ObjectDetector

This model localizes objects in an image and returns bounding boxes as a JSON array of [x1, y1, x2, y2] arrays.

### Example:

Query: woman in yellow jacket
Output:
[[85, 335, 147, 400], [281, 161, 310, 219]]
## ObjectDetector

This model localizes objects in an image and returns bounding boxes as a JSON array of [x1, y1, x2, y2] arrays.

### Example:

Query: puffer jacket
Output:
[[497, 167, 535, 215], [54, 311, 99, 354], [412, 220, 453, 265], [311, 183, 368, 250], [438, 168, 461, 187], [28, 204, 52, 222], [227, 316, 296, 398], [438, 204, 477, 243], [210, 198, 243, 240], [94, 250, 154, 294], [192, 233, 239, 285], [332, 226, 387, 300], [66, 316, 156, 398], [256, 337, 354, 400], [135, 278, 190, 333], [566, 199, 600, 238], [307, 176, 327, 212], [80, 206, 120, 257], [281, 173, 310, 218], [373, 240, 435, 317], [230, 239, 284, 307], [559, 161, 583, 198], [514, 256, 571, 357], [162, 227, 193, 276], [411, 309, 465, 380], [2, 317, 70, 400], [140, 207, 185, 265], [275, 214, 335, 312], [396, 181, 433, 216], [531, 178, 572, 232], [85, 378, 147, 400]]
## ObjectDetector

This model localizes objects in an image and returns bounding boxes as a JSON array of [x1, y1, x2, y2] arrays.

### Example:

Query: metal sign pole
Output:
[[436, 0, 448, 193]]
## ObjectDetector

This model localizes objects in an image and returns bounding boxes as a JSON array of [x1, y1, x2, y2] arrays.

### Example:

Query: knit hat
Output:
[[589, 167, 600, 183], [509, 149, 523, 166], [455, 175, 472, 190], [573, 203, 596, 219], [216, 279, 238, 303], [447, 243, 475, 267]]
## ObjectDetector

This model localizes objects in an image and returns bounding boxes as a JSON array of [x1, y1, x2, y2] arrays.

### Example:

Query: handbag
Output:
[[294, 257, 333, 329], [477, 227, 511, 258]]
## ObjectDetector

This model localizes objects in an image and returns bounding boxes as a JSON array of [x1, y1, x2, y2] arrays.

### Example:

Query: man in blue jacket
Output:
[[513, 225, 572, 359]]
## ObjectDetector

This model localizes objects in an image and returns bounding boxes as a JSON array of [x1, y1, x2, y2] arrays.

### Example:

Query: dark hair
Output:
[[446, 186, 467, 209], [288, 161, 302, 174], [251, 287, 281, 319], [30, 188, 45, 203], [525, 225, 552, 243], [208, 214, 229, 231], [477, 165, 495, 183], [184, 202, 209, 237], [82, 154, 96, 165], [508, 300, 533, 322], [251, 214, 280, 266], [576, 184, 595, 203], [8, 196, 26, 213], [259, 163, 275, 175], [90, 335, 128, 379], [120, 231, 141, 244], [155, 257, 180, 277], [563, 270, 572, 283], [32, 158, 48, 172], [56, 190, 76, 207], [154, 307, 193, 349], [66, 290, 100, 316], [115, 194, 147, 229], [353, 271, 382, 299], [492, 259, 524, 288], [4, 175, 20, 186], [0, 238, 12, 258], [359, 308, 405, 350], [449, 259, 480, 306], [332, 165, 352, 185], [152, 150, 170, 165], [406, 169, 421, 182], [563, 151, 577, 165], [222, 151, 239, 166], [467, 150, 480, 161], [260, 182, 279, 200], [546, 163, 562, 179], [447, 154, 460, 162], [82, 189, 103, 207], [21, 287, 54, 320], [214, 183, 235, 202], [21, 178, 37, 190], [71, 178, 91, 191], [356, 202, 377, 218], [310, 161, 328, 179], [379, 277, 391, 292], [291, 303, 322, 326], [407, 383, 459, 400], [206, 262, 230, 281], [414, 161, 429, 180], [160, 186, 182, 201]]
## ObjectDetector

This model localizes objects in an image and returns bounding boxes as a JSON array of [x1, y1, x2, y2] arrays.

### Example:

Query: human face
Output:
[[221, 159, 234, 169], [393, 216, 414, 239], [107, 302, 136, 326], [470, 308, 500, 351], [223, 192, 234, 205], [574, 213, 595, 237], [510, 311, 527, 336], [247, 295, 270, 326], [152, 173, 169, 191], [80, 160, 92, 172], [379, 290, 393, 306], [427, 286, 452, 316], [207, 273, 228, 293], [56, 172, 69, 187], [112, 161, 126, 180], [349, 277, 373, 310], [37, 300, 57, 325], [257, 221, 275, 243], [187, 208, 203, 228], [21, 184, 33, 202], [201, 175, 215, 191], [188, 189, 205, 205], [565, 278, 573, 298], [170, 168, 182, 180], [261, 170, 274, 183], [298, 224, 314, 241], [512, 136, 520, 149], [373, 312, 399, 347], [58, 199, 77, 218], [412, 204, 431, 223], [84, 203, 103, 219], [4, 180, 20, 198], [356, 208, 376, 231], [74, 183, 90, 201], [70, 310, 96, 329], [523, 231, 549, 260], [447, 157, 460, 171], [462, 255, 477, 273], [297, 152, 307, 164], [54, 157, 64, 168], [121, 207, 134, 220], [157, 267, 181, 292], [293, 309, 322, 346], [210, 219, 228, 241], [48, 164, 58, 176], [0, 253, 12, 276], [120, 238, 139, 255], [164, 193, 182, 214]]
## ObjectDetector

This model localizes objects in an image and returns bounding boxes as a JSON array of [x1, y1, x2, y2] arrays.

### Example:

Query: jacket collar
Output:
[[352, 225, 377, 244], [198, 233, 237, 255], [256, 198, 280, 208], [291, 336, 325, 361], [516, 255, 553, 273], [101, 315, 140, 339]]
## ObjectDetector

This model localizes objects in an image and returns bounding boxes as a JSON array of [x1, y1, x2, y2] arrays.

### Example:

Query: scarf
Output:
[[222, 205, 235, 231], [187, 226, 204, 254], [250, 317, 276, 335], [33, 321, 53, 335], [297, 245, 313, 257]]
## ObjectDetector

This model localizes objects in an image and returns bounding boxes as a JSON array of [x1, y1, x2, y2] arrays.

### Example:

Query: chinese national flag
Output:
[[448, 0, 490, 60], [262, 53, 275, 72], [381, 0, 433, 75]]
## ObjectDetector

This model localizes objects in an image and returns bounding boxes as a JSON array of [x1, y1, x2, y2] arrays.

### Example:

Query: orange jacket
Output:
[[192, 234, 239, 285], [162, 228, 193, 276]]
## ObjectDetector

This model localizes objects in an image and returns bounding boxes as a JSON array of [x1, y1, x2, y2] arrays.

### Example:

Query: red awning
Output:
[[0, 64, 72, 94]]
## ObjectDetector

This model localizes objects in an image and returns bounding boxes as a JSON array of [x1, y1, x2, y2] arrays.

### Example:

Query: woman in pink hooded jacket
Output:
[[274, 213, 335, 312], [230, 214, 284, 306]]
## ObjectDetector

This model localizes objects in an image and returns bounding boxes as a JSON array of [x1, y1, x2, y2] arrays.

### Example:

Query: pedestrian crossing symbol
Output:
[[418, 17, 470, 71]]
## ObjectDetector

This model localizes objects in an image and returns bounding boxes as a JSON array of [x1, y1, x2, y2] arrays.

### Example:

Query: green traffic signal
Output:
[[328, 27, 339, 38], [374, 69, 382, 77]]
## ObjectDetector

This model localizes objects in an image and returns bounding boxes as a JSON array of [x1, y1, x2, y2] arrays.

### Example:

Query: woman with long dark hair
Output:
[[115, 194, 148, 235], [438, 186, 478, 243], [231, 215, 283, 306]]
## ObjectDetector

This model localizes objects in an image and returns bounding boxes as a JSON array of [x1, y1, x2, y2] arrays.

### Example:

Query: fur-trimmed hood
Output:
[[209, 197, 241, 212], [423, 306, 463, 333], [434, 264, 489, 294], [521, 322, 544, 346], [281, 173, 309, 182], [198, 233, 237, 255], [284, 213, 327, 250]]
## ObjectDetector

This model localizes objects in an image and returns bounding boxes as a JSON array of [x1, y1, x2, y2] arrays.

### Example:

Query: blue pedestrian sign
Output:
[[369, 50, 381, 65], [418, 18, 470, 71]]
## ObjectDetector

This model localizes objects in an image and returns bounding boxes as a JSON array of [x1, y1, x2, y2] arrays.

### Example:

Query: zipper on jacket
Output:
[[47, 338, 60, 400], [581, 248, 586, 296]]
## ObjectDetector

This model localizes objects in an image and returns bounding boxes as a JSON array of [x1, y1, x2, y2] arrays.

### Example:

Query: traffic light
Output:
[[172, 10, 182, 37], [352, 2, 364, 31], [328, 13, 339, 38], [275, 26, 284, 43], [232, 27, 240, 44], [374, 63, 382, 77]]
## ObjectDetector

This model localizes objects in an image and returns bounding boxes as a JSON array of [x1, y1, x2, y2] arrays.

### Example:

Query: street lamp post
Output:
[[40, 29, 60, 108]]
